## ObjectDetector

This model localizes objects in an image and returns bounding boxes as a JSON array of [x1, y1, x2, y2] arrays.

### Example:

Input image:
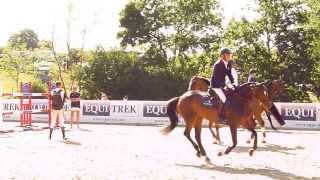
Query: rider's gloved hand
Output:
[[208, 87, 214, 96], [232, 83, 239, 92]]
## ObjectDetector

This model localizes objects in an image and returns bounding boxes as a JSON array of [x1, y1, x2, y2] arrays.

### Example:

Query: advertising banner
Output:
[[1, 99, 320, 129]]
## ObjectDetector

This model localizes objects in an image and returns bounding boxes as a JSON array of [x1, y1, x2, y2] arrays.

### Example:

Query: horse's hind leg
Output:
[[248, 128, 258, 156], [184, 123, 201, 158], [195, 118, 211, 164]]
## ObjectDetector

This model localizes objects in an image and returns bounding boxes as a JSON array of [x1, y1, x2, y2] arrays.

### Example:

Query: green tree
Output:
[[306, 0, 320, 88], [0, 47, 33, 89], [8, 29, 39, 50], [223, 0, 314, 102], [118, 0, 222, 63], [79, 47, 198, 100], [37, 40, 52, 50]]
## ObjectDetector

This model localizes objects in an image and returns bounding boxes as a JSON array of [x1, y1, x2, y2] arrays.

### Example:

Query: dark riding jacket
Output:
[[247, 75, 256, 83], [210, 60, 234, 88]]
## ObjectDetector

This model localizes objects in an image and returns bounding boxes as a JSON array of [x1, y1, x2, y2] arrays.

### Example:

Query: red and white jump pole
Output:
[[1, 81, 52, 127]]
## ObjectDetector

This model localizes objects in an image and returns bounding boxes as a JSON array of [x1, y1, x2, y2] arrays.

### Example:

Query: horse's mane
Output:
[[192, 76, 210, 86], [237, 82, 261, 97], [238, 82, 256, 89]]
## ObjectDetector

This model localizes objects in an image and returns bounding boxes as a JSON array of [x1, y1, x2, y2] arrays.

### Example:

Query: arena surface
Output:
[[0, 122, 320, 180]]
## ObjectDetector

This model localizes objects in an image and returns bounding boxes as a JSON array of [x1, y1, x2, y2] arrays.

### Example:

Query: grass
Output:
[[0, 73, 35, 92], [0, 72, 72, 93]]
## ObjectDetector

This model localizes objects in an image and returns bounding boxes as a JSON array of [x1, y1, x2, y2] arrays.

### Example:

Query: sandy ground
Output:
[[0, 122, 320, 180]]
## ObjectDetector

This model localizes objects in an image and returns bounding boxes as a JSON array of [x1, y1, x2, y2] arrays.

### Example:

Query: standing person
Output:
[[122, 95, 128, 100], [49, 82, 67, 140], [100, 92, 109, 100], [70, 85, 80, 129], [0, 80, 3, 124]]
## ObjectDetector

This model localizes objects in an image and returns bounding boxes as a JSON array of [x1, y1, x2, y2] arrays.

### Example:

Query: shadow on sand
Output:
[[176, 163, 319, 180], [221, 143, 305, 156]]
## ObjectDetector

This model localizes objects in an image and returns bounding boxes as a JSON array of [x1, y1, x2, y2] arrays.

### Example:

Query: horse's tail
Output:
[[270, 103, 285, 126], [161, 96, 179, 135]]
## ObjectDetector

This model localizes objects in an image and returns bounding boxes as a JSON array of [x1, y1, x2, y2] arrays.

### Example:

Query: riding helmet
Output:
[[220, 48, 232, 55]]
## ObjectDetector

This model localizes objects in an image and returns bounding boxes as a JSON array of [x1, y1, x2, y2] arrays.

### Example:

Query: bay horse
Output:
[[186, 76, 284, 144], [246, 80, 286, 143], [162, 82, 273, 164]]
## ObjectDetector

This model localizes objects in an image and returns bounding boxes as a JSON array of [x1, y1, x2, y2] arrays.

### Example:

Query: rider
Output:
[[248, 69, 256, 83], [209, 47, 238, 103]]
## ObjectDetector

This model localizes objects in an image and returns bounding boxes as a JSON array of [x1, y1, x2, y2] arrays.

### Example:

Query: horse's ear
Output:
[[279, 74, 284, 81], [264, 79, 272, 86]]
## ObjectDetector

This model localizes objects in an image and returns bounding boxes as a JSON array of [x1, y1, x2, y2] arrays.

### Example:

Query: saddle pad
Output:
[[202, 96, 213, 106]]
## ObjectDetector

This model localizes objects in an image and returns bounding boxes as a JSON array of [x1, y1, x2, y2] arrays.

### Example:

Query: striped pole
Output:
[[1, 82, 52, 127], [1, 93, 49, 97]]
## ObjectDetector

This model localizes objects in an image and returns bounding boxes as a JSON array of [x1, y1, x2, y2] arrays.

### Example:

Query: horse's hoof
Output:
[[246, 140, 251, 144], [205, 157, 212, 165], [262, 140, 266, 143], [217, 152, 223, 156], [196, 152, 201, 158], [249, 149, 255, 156]]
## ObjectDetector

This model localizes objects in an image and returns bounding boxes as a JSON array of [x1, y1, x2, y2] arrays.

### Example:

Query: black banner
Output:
[[143, 103, 167, 117], [82, 102, 110, 116], [281, 105, 317, 121]]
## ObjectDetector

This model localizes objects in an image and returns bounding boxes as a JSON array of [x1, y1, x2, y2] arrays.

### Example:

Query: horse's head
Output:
[[251, 83, 273, 111], [237, 83, 273, 111], [188, 76, 210, 91], [264, 79, 285, 97]]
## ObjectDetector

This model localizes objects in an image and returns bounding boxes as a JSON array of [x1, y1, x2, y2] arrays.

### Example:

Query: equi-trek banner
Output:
[[1, 99, 320, 129]]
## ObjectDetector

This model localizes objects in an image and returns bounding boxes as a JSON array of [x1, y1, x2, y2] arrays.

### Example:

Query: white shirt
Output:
[[223, 60, 238, 86], [222, 60, 228, 69]]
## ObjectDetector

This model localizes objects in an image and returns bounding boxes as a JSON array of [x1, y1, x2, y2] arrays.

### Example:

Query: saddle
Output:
[[205, 87, 238, 124]]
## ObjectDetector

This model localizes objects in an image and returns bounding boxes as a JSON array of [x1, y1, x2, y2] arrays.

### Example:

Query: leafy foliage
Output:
[[8, 29, 39, 50]]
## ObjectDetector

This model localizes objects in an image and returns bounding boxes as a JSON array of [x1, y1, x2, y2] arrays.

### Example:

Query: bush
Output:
[[31, 80, 48, 99]]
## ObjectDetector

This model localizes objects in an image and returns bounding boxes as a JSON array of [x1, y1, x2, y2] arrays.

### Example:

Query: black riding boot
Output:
[[49, 128, 53, 140], [61, 127, 66, 140]]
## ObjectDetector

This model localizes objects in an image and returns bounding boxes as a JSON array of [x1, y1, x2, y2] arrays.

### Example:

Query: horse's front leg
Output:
[[246, 116, 256, 144], [255, 115, 267, 143], [248, 128, 258, 156], [218, 125, 237, 156]]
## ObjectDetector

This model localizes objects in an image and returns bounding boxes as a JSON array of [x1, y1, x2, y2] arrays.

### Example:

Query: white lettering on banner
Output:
[[82, 103, 110, 116], [284, 108, 315, 119], [2, 99, 320, 129], [281, 104, 317, 121], [109, 101, 139, 117], [111, 105, 136, 113], [3, 103, 20, 111], [31, 103, 48, 110], [146, 105, 167, 115], [143, 103, 167, 117]]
